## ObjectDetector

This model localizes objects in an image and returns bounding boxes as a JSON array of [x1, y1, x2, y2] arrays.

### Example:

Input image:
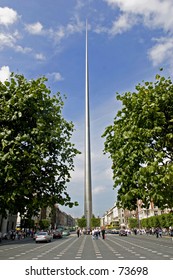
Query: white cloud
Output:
[[109, 13, 137, 35], [25, 22, 43, 35], [94, 25, 108, 34], [105, 0, 173, 34], [52, 17, 84, 43], [0, 66, 11, 83], [48, 72, 64, 82], [103, 0, 173, 71], [0, 32, 16, 49], [35, 53, 46, 61], [93, 186, 107, 194], [0, 7, 18, 26], [53, 26, 66, 43], [0, 32, 32, 55], [75, 0, 85, 10], [55, 73, 63, 81], [66, 16, 84, 34], [148, 37, 173, 66], [15, 45, 32, 54]]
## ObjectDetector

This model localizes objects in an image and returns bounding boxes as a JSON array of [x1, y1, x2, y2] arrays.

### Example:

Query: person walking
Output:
[[159, 228, 162, 238], [77, 228, 80, 238], [155, 228, 159, 238], [101, 228, 105, 240]]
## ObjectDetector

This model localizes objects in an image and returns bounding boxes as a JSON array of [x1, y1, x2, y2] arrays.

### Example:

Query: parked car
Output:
[[111, 229, 120, 234], [53, 230, 62, 239], [3, 231, 13, 240], [62, 229, 70, 236], [0, 232, 2, 242], [35, 231, 52, 243], [33, 231, 39, 240], [119, 230, 127, 236]]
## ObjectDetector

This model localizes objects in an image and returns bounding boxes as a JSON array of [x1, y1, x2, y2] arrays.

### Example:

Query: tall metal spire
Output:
[[84, 19, 92, 229]]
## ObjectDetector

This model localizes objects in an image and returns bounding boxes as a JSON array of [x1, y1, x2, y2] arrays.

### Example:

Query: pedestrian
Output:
[[101, 228, 105, 239], [17, 231, 22, 240], [94, 229, 99, 239], [155, 228, 159, 238], [92, 229, 95, 239], [159, 228, 162, 238], [77, 228, 80, 238]]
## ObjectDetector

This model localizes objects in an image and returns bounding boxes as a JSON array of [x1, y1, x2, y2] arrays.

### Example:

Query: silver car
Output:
[[35, 231, 52, 243]]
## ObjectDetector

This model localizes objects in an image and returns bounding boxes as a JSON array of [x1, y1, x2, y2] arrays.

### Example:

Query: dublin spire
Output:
[[84, 20, 92, 229]]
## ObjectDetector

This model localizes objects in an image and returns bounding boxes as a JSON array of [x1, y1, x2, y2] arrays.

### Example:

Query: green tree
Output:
[[103, 72, 173, 210], [77, 217, 87, 228], [39, 219, 50, 230], [166, 213, 173, 228], [0, 73, 80, 218], [91, 216, 100, 228], [158, 213, 167, 228], [128, 218, 138, 229], [21, 218, 34, 229], [149, 216, 160, 228], [141, 218, 148, 229]]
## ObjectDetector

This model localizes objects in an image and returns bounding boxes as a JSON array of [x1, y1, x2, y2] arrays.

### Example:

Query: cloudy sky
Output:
[[0, 0, 173, 218]]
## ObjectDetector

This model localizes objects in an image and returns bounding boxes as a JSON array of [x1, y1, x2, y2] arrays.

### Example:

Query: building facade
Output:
[[101, 200, 171, 229], [0, 212, 17, 234]]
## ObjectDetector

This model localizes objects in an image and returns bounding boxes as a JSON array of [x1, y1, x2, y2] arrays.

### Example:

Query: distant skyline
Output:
[[0, 0, 173, 218]]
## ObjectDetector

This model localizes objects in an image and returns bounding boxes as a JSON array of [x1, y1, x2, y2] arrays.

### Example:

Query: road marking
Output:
[[74, 235, 86, 259], [106, 237, 147, 259], [92, 238, 103, 259]]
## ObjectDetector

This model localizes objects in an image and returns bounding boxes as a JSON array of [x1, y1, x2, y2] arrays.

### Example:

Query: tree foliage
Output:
[[141, 213, 173, 229], [77, 217, 87, 228], [128, 218, 138, 229], [21, 218, 35, 229], [103, 72, 173, 210], [0, 73, 80, 218], [39, 219, 50, 230], [91, 216, 100, 228]]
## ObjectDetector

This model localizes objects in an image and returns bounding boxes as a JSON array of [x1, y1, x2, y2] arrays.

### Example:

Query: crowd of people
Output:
[[2, 229, 27, 240], [133, 227, 173, 237], [76, 227, 106, 239]]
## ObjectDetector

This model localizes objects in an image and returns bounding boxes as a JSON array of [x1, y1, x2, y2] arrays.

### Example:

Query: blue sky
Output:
[[0, 0, 173, 218]]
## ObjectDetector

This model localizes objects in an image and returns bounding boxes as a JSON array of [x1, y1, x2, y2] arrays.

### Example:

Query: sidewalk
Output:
[[0, 235, 32, 245]]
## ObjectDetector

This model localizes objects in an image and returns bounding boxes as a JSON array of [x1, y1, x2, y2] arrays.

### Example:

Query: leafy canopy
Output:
[[0, 73, 80, 218], [103, 72, 173, 210]]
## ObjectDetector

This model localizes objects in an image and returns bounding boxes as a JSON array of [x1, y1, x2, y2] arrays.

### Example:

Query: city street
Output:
[[0, 233, 173, 260]]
